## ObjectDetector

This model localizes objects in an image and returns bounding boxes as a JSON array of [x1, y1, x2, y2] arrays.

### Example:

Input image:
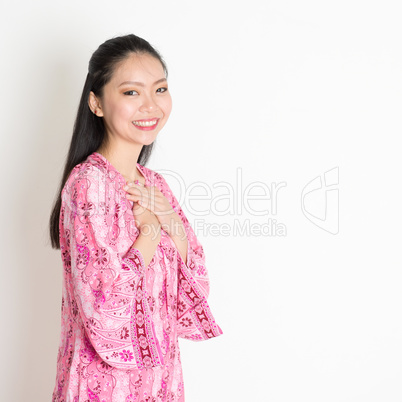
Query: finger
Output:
[[126, 189, 152, 209], [124, 184, 148, 202], [132, 201, 142, 211], [125, 189, 147, 206], [139, 197, 172, 216], [124, 187, 143, 198], [132, 201, 146, 216], [125, 186, 164, 211], [126, 193, 142, 203], [136, 194, 160, 212]]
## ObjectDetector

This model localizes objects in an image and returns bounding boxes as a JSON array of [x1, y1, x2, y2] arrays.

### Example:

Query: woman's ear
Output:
[[88, 91, 104, 117]]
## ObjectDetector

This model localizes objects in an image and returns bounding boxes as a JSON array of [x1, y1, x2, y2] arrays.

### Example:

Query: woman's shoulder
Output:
[[63, 153, 111, 195]]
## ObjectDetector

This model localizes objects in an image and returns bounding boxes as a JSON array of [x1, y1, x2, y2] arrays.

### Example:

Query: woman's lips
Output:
[[132, 118, 160, 130]]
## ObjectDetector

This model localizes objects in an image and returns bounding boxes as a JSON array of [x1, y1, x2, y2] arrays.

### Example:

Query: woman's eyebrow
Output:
[[118, 78, 167, 87]]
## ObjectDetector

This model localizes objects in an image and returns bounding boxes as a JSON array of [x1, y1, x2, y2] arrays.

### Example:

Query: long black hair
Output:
[[49, 34, 168, 249]]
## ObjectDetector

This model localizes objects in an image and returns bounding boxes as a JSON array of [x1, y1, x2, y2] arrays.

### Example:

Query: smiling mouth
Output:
[[132, 118, 159, 127]]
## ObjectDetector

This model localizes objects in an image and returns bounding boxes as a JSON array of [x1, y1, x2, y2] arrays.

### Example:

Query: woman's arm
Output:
[[62, 169, 164, 369], [153, 172, 223, 340], [157, 213, 188, 264], [133, 227, 161, 267]]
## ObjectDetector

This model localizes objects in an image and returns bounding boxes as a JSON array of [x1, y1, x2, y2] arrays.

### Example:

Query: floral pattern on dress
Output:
[[53, 152, 222, 401]]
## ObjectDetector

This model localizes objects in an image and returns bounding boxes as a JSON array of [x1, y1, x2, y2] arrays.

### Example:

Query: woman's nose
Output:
[[139, 93, 157, 112]]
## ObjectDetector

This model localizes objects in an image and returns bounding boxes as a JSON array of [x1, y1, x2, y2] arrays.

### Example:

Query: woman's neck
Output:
[[96, 141, 146, 184]]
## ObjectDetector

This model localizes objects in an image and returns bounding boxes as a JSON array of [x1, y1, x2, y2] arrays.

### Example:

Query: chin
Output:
[[137, 131, 160, 146], [134, 138, 156, 149]]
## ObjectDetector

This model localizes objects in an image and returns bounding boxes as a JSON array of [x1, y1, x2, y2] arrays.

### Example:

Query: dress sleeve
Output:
[[61, 168, 164, 369], [155, 172, 223, 341]]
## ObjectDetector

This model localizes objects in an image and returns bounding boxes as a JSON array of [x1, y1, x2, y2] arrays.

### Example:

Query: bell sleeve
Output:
[[154, 172, 223, 341], [61, 167, 164, 370]]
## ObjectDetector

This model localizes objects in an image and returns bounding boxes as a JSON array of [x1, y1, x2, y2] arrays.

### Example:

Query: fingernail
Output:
[[134, 179, 139, 185]]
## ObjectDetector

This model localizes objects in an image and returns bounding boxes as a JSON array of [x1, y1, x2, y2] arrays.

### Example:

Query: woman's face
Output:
[[91, 53, 172, 148]]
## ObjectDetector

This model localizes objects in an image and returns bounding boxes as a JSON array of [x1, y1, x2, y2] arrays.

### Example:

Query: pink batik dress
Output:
[[53, 152, 222, 402]]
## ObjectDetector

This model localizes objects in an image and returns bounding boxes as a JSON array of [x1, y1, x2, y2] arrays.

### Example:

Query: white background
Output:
[[1, 1, 401, 401]]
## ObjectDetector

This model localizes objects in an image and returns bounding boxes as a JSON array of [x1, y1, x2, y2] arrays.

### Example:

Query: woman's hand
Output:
[[125, 183, 161, 236], [124, 181, 185, 240]]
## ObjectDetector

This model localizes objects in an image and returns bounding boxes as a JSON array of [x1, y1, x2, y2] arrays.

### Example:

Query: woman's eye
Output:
[[124, 90, 138, 96], [156, 87, 168, 93]]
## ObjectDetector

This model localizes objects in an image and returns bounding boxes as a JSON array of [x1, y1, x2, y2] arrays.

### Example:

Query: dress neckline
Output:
[[91, 151, 149, 185]]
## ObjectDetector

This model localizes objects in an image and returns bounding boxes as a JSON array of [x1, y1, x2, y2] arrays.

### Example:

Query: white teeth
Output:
[[133, 119, 158, 127]]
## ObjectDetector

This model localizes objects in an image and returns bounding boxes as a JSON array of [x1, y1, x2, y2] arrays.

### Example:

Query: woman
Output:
[[49, 34, 222, 401]]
